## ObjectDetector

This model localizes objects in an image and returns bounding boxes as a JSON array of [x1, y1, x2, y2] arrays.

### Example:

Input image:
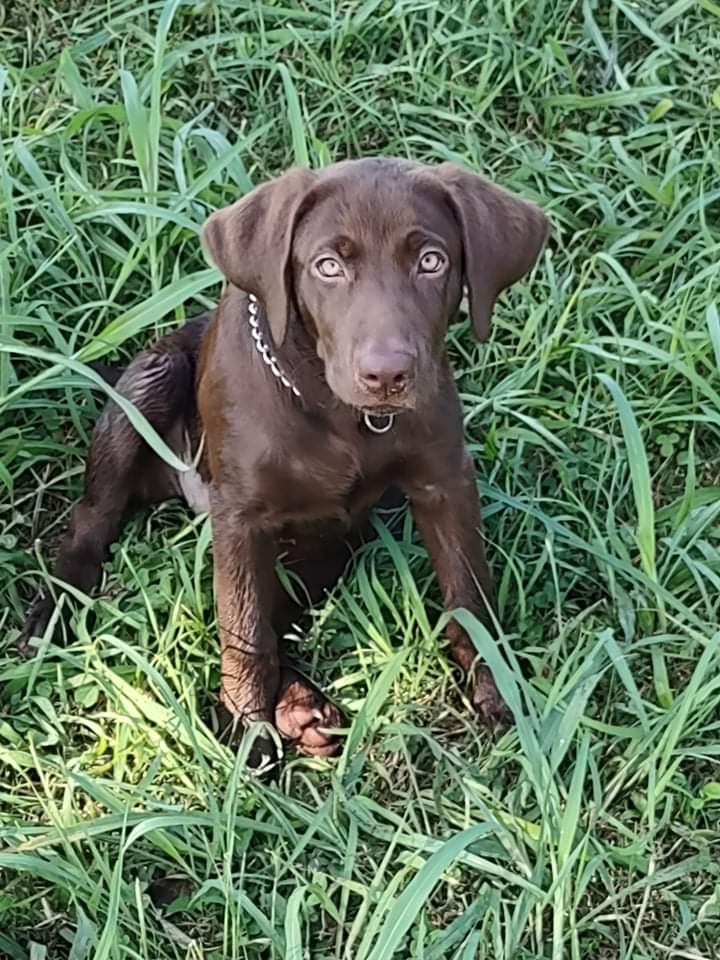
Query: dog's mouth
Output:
[[359, 403, 409, 417]]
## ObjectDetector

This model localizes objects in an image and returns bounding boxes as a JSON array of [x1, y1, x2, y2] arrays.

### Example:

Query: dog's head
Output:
[[202, 157, 548, 414]]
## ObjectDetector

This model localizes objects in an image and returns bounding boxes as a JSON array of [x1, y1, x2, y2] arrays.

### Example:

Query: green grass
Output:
[[2, 0, 720, 957]]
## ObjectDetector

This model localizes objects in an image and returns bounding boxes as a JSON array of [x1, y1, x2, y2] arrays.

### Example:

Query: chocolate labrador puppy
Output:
[[21, 157, 547, 760]]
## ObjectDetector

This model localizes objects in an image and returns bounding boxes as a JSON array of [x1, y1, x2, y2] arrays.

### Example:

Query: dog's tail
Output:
[[86, 360, 126, 388]]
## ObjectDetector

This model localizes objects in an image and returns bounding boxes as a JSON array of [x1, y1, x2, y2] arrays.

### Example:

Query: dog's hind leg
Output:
[[19, 347, 194, 655]]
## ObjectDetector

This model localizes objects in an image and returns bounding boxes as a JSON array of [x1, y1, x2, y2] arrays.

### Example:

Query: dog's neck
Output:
[[250, 296, 326, 403], [248, 295, 396, 434]]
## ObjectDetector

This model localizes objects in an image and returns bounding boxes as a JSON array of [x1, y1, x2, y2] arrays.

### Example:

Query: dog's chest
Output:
[[247, 424, 399, 526], [252, 448, 370, 524], [177, 418, 399, 525]]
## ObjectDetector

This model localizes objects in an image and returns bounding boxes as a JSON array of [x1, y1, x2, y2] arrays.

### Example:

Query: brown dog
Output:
[[21, 158, 548, 763]]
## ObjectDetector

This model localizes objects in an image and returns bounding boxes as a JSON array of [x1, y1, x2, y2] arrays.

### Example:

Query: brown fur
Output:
[[21, 157, 548, 761]]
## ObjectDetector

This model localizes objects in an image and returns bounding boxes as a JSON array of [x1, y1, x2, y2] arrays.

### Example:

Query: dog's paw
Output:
[[245, 730, 282, 775], [471, 665, 511, 731], [275, 669, 342, 757], [215, 705, 282, 774], [17, 595, 54, 659]]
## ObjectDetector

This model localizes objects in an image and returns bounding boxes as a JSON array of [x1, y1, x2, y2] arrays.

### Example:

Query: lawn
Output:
[[1, 0, 720, 957]]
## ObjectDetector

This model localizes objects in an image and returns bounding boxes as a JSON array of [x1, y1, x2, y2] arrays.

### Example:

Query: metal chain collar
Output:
[[246, 293, 394, 435], [247, 293, 301, 397]]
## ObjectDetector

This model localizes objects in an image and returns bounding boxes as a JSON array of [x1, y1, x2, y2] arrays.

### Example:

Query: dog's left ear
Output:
[[432, 162, 549, 341], [202, 167, 317, 345]]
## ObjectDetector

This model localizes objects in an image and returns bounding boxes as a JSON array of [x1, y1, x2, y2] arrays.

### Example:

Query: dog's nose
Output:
[[357, 349, 415, 396]]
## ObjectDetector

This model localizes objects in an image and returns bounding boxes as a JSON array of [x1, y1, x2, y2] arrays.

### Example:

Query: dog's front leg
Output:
[[406, 450, 509, 729], [211, 495, 280, 757]]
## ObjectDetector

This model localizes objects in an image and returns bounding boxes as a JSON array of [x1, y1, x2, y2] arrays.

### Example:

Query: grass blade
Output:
[[277, 64, 309, 167], [365, 825, 491, 960]]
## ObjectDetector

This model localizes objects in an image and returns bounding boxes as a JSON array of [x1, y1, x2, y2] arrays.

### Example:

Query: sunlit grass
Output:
[[1, 1, 719, 957]]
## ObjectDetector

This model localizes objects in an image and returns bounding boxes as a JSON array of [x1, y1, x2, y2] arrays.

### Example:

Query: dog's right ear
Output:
[[430, 162, 549, 342], [202, 167, 317, 345]]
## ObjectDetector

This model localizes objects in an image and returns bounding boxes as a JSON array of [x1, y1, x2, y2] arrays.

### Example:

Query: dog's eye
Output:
[[419, 251, 445, 274], [315, 257, 344, 279]]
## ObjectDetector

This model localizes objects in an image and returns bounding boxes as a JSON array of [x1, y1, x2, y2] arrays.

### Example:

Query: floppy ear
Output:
[[433, 162, 549, 341], [201, 167, 317, 345]]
